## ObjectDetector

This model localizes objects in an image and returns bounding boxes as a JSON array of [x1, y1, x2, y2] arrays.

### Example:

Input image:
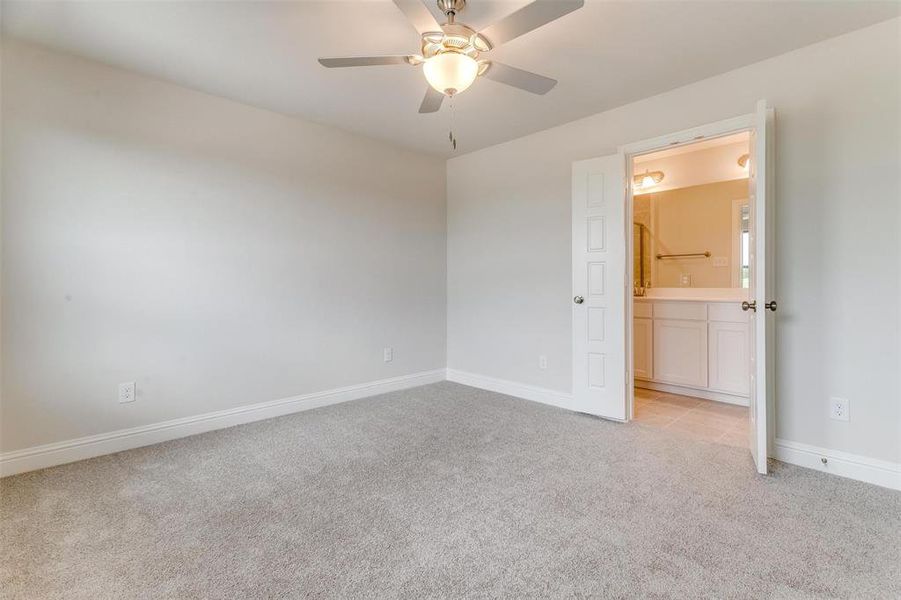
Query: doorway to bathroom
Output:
[[630, 131, 753, 451], [570, 101, 775, 474]]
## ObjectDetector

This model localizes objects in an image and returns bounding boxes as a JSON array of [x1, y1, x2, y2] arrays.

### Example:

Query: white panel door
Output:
[[633, 318, 653, 380], [747, 99, 775, 474], [653, 319, 707, 388], [572, 154, 626, 419], [708, 321, 750, 396]]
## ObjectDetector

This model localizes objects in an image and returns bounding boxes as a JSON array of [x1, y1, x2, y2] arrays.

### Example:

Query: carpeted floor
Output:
[[2, 382, 899, 599]]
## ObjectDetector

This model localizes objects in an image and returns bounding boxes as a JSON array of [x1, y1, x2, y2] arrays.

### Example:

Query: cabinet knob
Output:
[[741, 300, 757, 312]]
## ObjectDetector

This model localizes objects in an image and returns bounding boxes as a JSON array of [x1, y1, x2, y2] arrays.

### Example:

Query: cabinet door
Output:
[[708, 321, 750, 396], [653, 319, 708, 388], [633, 318, 653, 380]]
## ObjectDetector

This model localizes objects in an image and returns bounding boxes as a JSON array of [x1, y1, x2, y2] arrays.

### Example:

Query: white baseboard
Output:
[[774, 439, 901, 491], [6, 367, 897, 492], [446, 369, 573, 412], [636, 380, 749, 406], [0, 369, 446, 478]]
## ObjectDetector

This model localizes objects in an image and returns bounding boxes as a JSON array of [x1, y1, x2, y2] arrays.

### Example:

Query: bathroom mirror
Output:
[[633, 179, 750, 290]]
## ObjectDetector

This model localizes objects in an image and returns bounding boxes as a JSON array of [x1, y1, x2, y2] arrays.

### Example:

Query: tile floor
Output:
[[633, 386, 749, 448]]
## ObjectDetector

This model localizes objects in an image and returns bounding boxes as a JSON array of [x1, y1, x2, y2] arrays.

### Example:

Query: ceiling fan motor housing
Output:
[[422, 0, 491, 61], [422, 24, 476, 56]]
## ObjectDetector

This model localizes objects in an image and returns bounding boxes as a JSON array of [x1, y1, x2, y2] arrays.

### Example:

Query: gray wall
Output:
[[1, 41, 447, 452], [447, 20, 900, 463]]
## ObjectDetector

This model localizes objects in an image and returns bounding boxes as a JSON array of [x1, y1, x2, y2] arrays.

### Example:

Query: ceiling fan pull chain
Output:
[[449, 97, 457, 151]]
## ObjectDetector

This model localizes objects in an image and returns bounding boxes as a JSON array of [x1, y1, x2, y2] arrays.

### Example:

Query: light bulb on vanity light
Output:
[[633, 170, 664, 190], [423, 52, 478, 96]]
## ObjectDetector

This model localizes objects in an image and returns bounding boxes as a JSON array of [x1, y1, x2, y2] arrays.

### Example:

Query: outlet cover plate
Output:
[[119, 382, 136, 404], [829, 397, 849, 421]]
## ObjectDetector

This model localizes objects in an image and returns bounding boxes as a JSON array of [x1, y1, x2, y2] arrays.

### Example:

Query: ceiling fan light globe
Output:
[[423, 52, 478, 96]]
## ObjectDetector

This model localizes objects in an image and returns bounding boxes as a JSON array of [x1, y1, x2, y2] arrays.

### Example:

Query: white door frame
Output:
[[618, 113, 756, 419]]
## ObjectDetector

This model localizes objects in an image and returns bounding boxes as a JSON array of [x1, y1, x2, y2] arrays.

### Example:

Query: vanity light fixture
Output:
[[633, 170, 664, 190], [738, 153, 750, 170]]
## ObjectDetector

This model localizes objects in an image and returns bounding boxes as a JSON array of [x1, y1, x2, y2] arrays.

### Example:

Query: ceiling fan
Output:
[[318, 0, 584, 114]]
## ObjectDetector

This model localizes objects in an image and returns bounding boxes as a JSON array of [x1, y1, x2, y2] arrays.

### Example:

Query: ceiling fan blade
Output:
[[419, 86, 444, 113], [480, 0, 584, 47], [392, 0, 443, 36], [318, 56, 416, 68], [483, 62, 557, 95]]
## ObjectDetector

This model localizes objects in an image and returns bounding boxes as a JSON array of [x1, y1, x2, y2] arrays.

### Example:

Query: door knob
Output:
[[573, 296, 584, 304], [765, 301, 777, 312], [741, 300, 756, 312]]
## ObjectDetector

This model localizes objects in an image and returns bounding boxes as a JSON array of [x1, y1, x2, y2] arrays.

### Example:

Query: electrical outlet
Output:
[[539, 355, 548, 370], [383, 347, 393, 363], [829, 397, 849, 421], [118, 381, 136, 404]]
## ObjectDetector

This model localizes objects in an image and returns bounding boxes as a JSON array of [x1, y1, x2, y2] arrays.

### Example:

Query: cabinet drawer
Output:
[[653, 301, 707, 321], [633, 302, 653, 319], [708, 302, 749, 323]]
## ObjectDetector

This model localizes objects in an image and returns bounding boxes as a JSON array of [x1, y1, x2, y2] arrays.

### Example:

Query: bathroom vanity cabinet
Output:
[[633, 298, 749, 405]]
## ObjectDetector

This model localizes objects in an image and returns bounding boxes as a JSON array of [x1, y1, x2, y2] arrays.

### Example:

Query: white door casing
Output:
[[747, 99, 775, 474], [572, 154, 627, 419]]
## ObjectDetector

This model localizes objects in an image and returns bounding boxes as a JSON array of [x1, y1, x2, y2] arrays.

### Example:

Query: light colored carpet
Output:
[[2, 381, 899, 599]]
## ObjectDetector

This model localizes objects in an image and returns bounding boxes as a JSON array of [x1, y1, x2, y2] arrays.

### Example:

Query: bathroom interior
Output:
[[631, 132, 752, 448]]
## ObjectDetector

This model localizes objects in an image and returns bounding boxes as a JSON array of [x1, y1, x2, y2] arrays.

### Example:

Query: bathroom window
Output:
[[731, 199, 751, 288]]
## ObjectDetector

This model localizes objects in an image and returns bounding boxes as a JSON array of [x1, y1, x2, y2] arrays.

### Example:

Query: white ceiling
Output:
[[2, 1, 898, 157]]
